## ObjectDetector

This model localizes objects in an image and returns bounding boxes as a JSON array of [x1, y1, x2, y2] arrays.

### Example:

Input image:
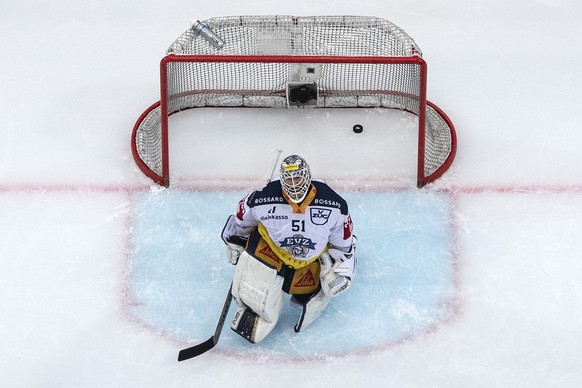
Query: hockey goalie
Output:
[[221, 155, 357, 343]]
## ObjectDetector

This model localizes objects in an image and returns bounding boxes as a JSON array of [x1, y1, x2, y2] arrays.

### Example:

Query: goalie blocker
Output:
[[221, 155, 357, 343]]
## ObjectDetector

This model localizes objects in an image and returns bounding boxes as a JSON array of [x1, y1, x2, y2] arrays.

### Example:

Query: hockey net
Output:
[[132, 15, 456, 187]]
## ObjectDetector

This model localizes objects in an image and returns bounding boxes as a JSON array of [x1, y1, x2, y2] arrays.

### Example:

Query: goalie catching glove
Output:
[[319, 236, 357, 297]]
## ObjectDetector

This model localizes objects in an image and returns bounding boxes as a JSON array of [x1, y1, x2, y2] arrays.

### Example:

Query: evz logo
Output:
[[279, 235, 316, 258], [310, 208, 331, 225]]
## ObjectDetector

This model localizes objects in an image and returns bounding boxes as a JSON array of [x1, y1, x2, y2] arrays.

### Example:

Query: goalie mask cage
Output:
[[132, 15, 456, 188]]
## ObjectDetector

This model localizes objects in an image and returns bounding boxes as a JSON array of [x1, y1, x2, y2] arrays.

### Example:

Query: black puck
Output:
[[353, 124, 363, 133]]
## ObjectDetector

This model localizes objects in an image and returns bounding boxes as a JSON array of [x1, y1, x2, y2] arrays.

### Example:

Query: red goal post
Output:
[[132, 15, 456, 187]]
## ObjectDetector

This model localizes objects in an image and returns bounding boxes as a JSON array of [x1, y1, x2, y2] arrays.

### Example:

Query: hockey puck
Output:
[[353, 124, 363, 133]]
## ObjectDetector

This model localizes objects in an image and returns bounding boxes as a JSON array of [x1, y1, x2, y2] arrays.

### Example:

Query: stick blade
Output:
[[177, 337, 215, 361]]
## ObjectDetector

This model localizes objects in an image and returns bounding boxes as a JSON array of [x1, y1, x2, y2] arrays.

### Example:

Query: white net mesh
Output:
[[132, 16, 455, 187], [168, 16, 421, 57]]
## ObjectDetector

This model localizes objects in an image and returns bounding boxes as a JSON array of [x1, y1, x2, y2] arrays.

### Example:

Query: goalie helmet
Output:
[[279, 155, 312, 203]]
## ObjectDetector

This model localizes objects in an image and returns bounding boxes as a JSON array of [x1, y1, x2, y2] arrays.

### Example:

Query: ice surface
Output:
[[128, 190, 455, 359], [1, 1, 582, 387]]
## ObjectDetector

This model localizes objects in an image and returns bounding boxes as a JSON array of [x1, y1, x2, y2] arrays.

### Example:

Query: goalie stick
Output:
[[177, 283, 233, 361], [178, 235, 246, 361], [177, 151, 282, 361]]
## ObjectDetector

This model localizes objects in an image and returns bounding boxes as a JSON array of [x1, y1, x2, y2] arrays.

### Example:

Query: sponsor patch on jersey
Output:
[[313, 198, 342, 209], [236, 198, 246, 220], [260, 214, 289, 221], [310, 207, 331, 225], [344, 214, 353, 240], [288, 263, 321, 294], [293, 269, 316, 288], [255, 239, 283, 271], [253, 196, 285, 205]]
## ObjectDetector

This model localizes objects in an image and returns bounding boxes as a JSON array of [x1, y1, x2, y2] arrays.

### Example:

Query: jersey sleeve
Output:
[[231, 192, 259, 238], [328, 211, 354, 252]]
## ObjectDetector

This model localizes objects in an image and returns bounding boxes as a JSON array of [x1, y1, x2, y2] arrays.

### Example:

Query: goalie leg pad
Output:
[[231, 304, 280, 343], [231, 305, 258, 342], [232, 251, 284, 325], [294, 288, 331, 333]]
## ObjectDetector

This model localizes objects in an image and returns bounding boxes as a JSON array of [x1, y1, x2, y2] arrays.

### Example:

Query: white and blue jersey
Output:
[[230, 179, 354, 270]]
